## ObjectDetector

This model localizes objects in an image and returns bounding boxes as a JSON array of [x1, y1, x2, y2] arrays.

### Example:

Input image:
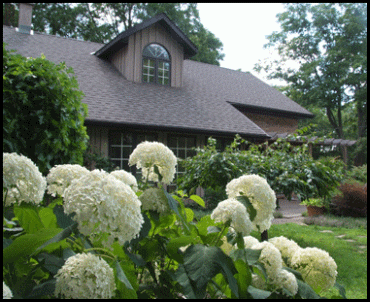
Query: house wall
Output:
[[243, 112, 299, 134], [110, 23, 184, 87]]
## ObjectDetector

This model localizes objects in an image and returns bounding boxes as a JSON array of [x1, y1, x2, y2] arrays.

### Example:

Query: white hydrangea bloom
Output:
[[269, 236, 301, 266], [139, 187, 170, 215], [55, 253, 116, 299], [63, 170, 144, 247], [226, 174, 276, 232], [271, 269, 298, 296], [211, 198, 253, 236], [128, 141, 177, 184], [46, 164, 90, 197], [3, 152, 46, 206], [251, 241, 283, 279], [290, 247, 337, 292], [242, 235, 260, 249], [110, 170, 138, 192], [3, 282, 13, 299]]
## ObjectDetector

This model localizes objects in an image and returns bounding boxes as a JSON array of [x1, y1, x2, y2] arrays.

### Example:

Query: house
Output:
[[3, 3, 315, 180]]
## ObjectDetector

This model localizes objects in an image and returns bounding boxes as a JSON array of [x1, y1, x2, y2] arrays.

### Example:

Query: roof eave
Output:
[[84, 119, 270, 140], [229, 102, 315, 119]]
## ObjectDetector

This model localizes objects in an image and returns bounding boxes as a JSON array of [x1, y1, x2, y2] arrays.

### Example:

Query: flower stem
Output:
[[84, 247, 116, 261]]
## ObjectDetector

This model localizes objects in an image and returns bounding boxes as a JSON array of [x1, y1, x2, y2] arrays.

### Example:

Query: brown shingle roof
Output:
[[3, 25, 312, 139]]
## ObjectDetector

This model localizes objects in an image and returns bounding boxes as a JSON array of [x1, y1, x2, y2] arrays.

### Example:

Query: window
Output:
[[142, 43, 171, 86], [109, 131, 157, 173], [168, 135, 196, 186]]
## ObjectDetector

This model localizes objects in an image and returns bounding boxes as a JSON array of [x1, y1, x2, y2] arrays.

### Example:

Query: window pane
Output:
[[122, 147, 132, 159], [109, 131, 121, 145], [143, 43, 170, 60], [168, 137, 177, 148], [110, 147, 121, 159]]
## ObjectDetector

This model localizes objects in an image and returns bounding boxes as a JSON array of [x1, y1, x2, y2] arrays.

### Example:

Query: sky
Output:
[[197, 3, 287, 85]]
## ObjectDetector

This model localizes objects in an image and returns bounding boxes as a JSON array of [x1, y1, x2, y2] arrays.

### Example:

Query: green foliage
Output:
[[3, 43, 89, 174], [178, 135, 345, 203], [347, 164, 367, 184]]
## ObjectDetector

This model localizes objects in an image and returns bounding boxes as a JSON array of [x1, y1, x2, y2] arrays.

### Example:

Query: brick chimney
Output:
[[18, 3, 34, 34]]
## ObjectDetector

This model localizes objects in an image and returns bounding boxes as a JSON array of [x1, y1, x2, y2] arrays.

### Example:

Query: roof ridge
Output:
[[3, 24, 104, 46]]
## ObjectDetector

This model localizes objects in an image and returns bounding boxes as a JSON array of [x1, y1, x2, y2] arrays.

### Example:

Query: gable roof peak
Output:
[[95, 12, 198, 60]]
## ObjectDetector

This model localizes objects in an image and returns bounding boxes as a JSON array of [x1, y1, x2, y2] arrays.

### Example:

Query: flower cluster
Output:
[[226, 174, 276, 232], [110, 170, 138, 192], [268, 236, 338, 293], [290, 247, 338, 292], [3, 152, 46, 206], [249, 239, 298, 296], [63, 170, 144, 247], [3, 282, 13, 299], [211, 198, 253, 235], [55, 253, 116, 299], [139, 187, 171, 215], [251, 241, 283, 279], [268, 236, 301, 266], [128, 141, 177, 185], [46, 164, 90, 197]]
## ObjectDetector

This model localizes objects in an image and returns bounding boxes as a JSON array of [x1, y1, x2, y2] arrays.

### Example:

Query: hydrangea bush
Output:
[[3, 146, 346, 299]]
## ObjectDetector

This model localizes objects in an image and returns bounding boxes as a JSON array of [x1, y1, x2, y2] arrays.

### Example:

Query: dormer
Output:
[[95, 13, 198, 88]]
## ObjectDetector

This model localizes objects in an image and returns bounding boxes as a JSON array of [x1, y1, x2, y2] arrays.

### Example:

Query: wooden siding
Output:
[[244, 112, 299, 134], [87, 125, 109, 157], [110, 23, 184, 87]]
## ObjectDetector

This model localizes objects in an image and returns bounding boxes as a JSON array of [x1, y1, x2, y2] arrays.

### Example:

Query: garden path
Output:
[[272, 198, 307, 225]]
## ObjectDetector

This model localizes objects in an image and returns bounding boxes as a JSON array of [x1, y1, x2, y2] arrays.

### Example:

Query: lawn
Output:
[[265, 223, 367, 299]]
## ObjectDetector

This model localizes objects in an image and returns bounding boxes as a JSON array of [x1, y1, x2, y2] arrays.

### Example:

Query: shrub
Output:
[[330, 183, 367, 217], [346, 164, 367, 184], [3, 43, 88, 174]]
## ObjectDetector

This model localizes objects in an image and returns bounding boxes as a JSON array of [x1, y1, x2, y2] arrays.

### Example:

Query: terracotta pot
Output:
[[307, 205, 326, 217]]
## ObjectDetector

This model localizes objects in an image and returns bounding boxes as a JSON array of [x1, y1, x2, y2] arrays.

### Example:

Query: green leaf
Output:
[[39, 207, 58, 229], [26, 279, 56, 298], [3, 227, 62, 264], [167, 236, 197, 263], [236, 195, 257, 222], [296, 279, 320, 299], [234, 259, 252, 298], [13, 204, 44, 234], [163, 189, 190, 234], [53, 204, 76, 229], [189, 195, 205, 208], [175, 264, 201, 299], [33, 222, 78, 255], [334, 282, 347, 299], [37, 253, 65, 274], [115, 260, 134, 290], [182, 244, 238, 298], [230, 248, 262, 266], [247, 285, 272, 299]]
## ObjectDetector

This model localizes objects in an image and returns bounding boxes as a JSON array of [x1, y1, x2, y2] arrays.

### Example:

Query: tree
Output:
[[29, 3, 224, 65], [3, 43, 89, 174], [254, 3, 367, 144]]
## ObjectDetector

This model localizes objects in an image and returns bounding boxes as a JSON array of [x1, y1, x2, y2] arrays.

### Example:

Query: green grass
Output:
[[264, 223, 367, 299]]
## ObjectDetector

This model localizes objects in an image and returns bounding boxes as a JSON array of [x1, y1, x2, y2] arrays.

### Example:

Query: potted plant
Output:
[[300, 198, 327, 216]]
